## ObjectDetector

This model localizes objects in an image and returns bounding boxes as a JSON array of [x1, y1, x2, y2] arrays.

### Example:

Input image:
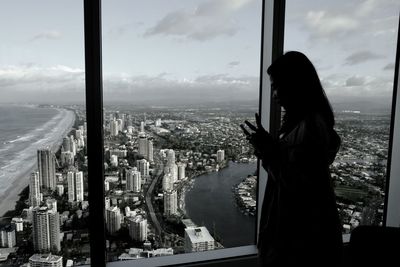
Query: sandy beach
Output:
[[0, 108, 75, 217]]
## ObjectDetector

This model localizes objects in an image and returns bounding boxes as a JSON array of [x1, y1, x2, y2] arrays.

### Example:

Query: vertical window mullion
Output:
[[385, 15, 400, 227], [257, 0, 285, 243], [84, 0, 106, 266]]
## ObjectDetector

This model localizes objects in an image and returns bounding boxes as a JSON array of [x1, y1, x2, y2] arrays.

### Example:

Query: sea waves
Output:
[[0, 108, 75, 199]]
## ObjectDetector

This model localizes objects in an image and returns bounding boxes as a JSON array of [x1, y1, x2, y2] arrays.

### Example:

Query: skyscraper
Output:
[[0, 225, 16, 248], [137, 159, 149, 177], [67, 171, 84, 203], [106, 206, 121, 235], [37, 149, 56, 190], [32, 207, 60, 253], [110, 119, 119, 136], [217, 149, 225, 162], [126, 168, 141, 193], [30, 172, 41, 207], [147, 139, 154, 162], [164, 190, 178, 217], [128, 216, 148, 242], [138, 134, 147, 157], [177, 163, 186, 180]]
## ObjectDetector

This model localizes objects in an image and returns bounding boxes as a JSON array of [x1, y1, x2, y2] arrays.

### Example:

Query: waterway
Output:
[[185, 161, 257, 248]]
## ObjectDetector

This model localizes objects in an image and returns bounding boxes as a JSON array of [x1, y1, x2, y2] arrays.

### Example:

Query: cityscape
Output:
[[0, 102, 390, 266]]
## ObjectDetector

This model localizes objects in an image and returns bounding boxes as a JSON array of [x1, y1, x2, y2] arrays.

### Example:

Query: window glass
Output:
[[285, 0, 400, 233], [0, 1, 88, 266], [102, 0, 262, 263]]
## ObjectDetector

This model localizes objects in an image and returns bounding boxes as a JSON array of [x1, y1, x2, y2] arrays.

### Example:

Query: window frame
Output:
[[83, 1, 400, 266], [385, 15, 400, 228]]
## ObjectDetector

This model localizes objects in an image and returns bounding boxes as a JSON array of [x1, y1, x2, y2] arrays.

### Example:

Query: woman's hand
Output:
[[240, 113, 272, 158]]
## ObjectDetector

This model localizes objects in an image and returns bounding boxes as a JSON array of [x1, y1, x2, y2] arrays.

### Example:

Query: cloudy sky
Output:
[[0, 0, 399, 105]]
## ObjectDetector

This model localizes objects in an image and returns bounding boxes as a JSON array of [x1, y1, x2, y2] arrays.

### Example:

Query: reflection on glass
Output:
[[102, 0, 261, 262], [0, 1, 87, 266]]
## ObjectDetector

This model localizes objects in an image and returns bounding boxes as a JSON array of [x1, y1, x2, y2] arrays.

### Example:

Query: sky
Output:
[[0, 0, 399, 105]]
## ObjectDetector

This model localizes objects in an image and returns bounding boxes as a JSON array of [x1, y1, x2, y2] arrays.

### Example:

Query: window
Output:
[[101, 0, 262, 265], [0, 1, 89, 266], [1, 1, 399, 266], [285, 0, 400, 236]]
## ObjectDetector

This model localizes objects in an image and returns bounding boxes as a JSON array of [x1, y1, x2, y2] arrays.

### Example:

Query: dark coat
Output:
[[258, 113, 343, 266]]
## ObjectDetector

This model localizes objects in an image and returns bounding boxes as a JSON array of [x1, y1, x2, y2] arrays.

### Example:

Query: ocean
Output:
[[0, 104, 75, 216]]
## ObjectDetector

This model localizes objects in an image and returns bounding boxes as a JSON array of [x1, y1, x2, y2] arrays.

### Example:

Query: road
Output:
[[145, 163, 163, 236]]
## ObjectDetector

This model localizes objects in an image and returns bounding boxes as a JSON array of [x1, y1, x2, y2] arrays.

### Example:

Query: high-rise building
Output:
[[67, 171, 84, 203], [110, 155, 118, 167], [184, 227, 215, 253], [217, 149, 225, 162], [29, 254, 63, 267], [11, 217, 24, 232], [110, 119, 119, 136], [126, 168, 141, 193], [60, 151, 74, 167], [56, 185, 64, 197], [30, 172, 41, 207], [147, 139, 154, 162], [46, 198, 57, 212], [106, 206, 121, 234], [162, 173, 173, 191], [164, 190, 178, 216], [37, 149, 56, 190], [128, 216, 148, 242], [155, 118, 162, 127], [177, 163, 186, 180], [62, 137, 71, 152], [167, 149, 175, 165], [137, 159, 149, 177], [32, 207, 60, 253], [140, 121, 145, 133], [75, 171, 84, 202], [0, 225, 16, 248], [138, 134, 147, 157]]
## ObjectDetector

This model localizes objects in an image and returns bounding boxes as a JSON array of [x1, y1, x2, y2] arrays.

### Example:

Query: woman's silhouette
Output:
[[241, 51, 343, 266]]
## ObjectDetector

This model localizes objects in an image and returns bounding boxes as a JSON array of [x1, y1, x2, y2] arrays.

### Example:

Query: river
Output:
[[185, 161, 257, 248]]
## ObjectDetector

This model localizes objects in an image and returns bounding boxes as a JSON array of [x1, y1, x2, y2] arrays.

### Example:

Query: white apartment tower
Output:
[[30, 171, 41, 207], [177, 162, 186, 180], [0, 225, 16, 248], [32, 207, 60, 253], [137, 159, 150, 177], [128, 216, 148, 242], [217, 149, 225, 162], [126, 168, 141, 193], [164, 190, 178, 216], [37, 149, 56, 190], [67, 171, 84, 203], [106, 206, 121, 234]]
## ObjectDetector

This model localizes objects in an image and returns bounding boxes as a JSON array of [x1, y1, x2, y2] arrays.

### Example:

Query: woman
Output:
[[241, 51, 343, 266]]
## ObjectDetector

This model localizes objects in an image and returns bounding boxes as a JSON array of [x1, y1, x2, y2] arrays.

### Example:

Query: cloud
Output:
[[30, 30, 62, 41], [322, 73, 393, 100], [0, 65, 258, 104], [228, 61, 240, 67], [0, 64, 84, 103], [345, 76, 367, 86], [344, 51, 384, 65], [102, 73, 259, 104], [305, 11, 359, 39], [383, 63, 396, 71], [144, 0, 253, 41]]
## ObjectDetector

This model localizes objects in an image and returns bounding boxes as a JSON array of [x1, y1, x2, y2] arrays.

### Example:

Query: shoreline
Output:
[[0, 107, 76, 217]]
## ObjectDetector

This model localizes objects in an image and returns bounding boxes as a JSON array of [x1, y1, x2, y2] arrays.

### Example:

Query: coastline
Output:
[[0, 107, 76, 217]]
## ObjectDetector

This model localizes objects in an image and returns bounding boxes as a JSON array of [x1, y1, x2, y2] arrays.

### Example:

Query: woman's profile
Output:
[[241, 51, 343, 266]]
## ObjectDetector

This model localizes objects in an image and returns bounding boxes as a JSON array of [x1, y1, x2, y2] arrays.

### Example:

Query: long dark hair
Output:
[[267, 51, 335, 134]]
